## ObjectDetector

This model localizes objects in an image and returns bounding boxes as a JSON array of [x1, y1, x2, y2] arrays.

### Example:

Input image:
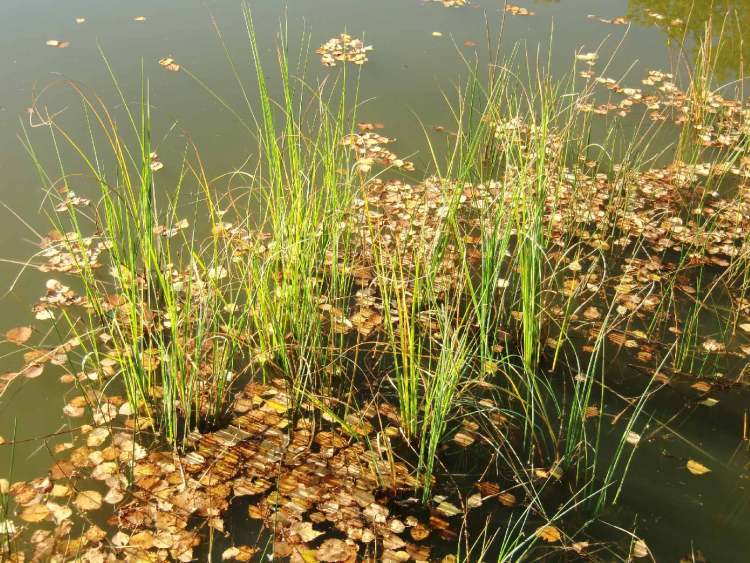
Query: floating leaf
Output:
[[686, 459, 711, 475], [631, 539, 649, 558], [626, 431, 641, 445], [536, 525, 561, 543], [292, 521, 324, 542], [46, 40, 70, 49], [20, 503, 50, 522], [73, 490, 102, 511], [505, 4, 535, 16], [435, 501, 461, 517], [5, 326, 32, 345], [315, 538, 353, 562], [22, 363, 44, 379], [158, 57, 180, 72]]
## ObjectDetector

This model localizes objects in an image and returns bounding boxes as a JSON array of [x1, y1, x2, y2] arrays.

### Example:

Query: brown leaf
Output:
[[5, 326, 32, 345], [536, 525, 561, 543], [316, 538, 355, 562]]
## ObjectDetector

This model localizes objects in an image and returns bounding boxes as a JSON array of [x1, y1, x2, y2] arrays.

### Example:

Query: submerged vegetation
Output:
[[1, 3, 749, 562]]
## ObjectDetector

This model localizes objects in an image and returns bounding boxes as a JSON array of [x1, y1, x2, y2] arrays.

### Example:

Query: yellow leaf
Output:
[[686, 459, 711, 475], [536, 525, 561, 542]]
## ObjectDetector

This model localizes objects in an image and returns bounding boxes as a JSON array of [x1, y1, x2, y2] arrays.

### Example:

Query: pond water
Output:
[[0, 1, 749, 561]]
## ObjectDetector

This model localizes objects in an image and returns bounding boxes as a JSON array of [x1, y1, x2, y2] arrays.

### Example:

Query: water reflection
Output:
[[628, 0, 748, 79]]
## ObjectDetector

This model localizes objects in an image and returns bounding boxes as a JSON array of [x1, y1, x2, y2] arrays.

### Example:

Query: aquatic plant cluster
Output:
[[1, 4, 749, 563]]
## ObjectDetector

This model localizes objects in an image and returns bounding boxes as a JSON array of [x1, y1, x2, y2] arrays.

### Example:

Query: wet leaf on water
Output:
[[698, 397, 719, 407], [47, 501, 72, 524], [686, 459, 711, 475], [292, 521, 324, 542], [410, 521, 430, 541], [22, 363, 44, 379], [111, 531, 129, 547], [576, 52, 598, 63], [129, 530, 154, 549], [103, 487, 124, 504], [222, 546, 258, 561], [20, 503, 50, 523], [691, 381, 712, 393], [453, 430, 475, 447], [497, 491, 517, 507], [536, 525, 562, 542], [73, 490, 102, 511], [466, 493, 482, 509], [435, 500, 461, 517], [86, 427, 110, 447], [84, 525, 107, 544], [505, 4, 535, 16], [50, 483, 71, 497], [585, 405, 600, 418], [5, 326, 32, 345], [158, 57, 180, 72], [571, 541, 590, 553], [316, 538, 355, 562], [625, 431, 641, 445], [19, 503, 50, 522], [702, 338, 725, 353]]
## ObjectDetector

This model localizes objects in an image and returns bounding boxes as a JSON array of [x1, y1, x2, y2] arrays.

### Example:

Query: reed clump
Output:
[[4, 10, 749, 562]]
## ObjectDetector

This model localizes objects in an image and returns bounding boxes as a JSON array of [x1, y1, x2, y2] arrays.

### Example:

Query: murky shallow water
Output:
[[1, 1, 749, 561]]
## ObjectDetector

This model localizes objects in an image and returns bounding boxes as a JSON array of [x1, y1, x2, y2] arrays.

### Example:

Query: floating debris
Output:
[[316, 33, 372, 67], [158, 57, 180, 72], [429, 0, 468, 7], [45, 39, 70, 49], [505, 4, 535, 16]]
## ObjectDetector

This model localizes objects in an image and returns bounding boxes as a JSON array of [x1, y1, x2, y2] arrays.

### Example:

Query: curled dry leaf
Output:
[[631, 539, 649, 558]]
